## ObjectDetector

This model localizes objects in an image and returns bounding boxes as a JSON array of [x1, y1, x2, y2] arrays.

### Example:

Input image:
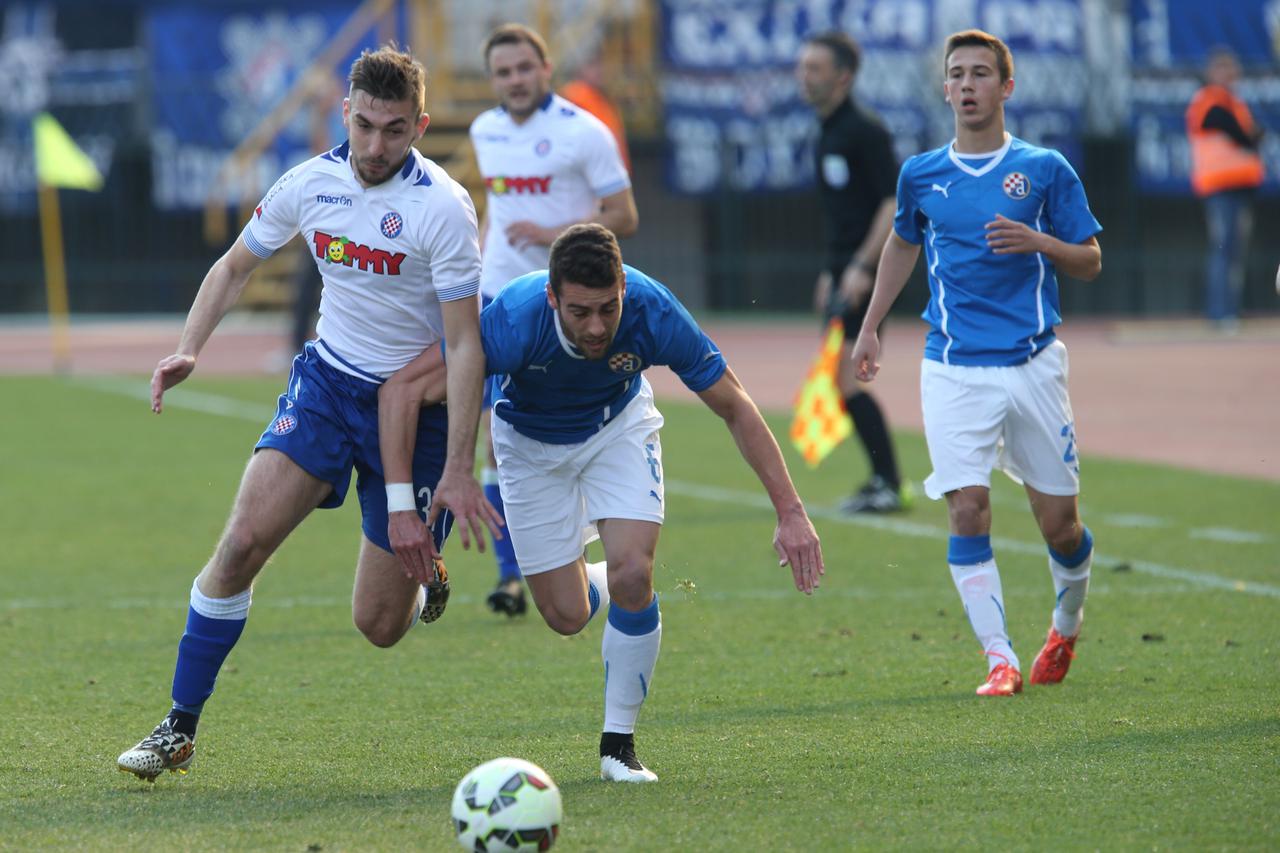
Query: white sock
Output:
[[601, 598, 661, 734], [1049, 557, 1091, 638], [409, 585, 426, 624], [585, 561, 610, 621], [950, 560, 1019, 672]]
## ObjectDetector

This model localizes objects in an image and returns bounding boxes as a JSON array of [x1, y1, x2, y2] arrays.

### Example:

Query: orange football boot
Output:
[[976, 662, 1024, 696], [1030, 628, 1078, 685]]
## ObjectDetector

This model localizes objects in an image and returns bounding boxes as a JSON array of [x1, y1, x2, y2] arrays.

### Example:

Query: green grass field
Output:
[[2, 374, 1277, 851]]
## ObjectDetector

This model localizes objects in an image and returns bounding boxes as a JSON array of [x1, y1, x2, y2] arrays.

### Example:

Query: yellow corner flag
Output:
[[790, 319, 852, 468], [33, 112, 103, 190]]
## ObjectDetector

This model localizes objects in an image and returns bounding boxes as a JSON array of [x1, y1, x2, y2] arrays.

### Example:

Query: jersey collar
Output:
[[947, 132, 1012, 177]]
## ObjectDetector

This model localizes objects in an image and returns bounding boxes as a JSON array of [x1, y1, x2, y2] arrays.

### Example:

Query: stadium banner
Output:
[[1130, 0, 1280, 194], [660, 0, 1089, 194], [145, 3, 404, 210]]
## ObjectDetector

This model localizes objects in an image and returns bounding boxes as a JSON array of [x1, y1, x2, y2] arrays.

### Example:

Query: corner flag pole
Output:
[[36, 180, 71, 372], [32, 112, 104, 374]]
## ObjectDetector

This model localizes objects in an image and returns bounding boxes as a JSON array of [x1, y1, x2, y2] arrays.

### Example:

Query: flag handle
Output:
[[37, 181, 72, 373]]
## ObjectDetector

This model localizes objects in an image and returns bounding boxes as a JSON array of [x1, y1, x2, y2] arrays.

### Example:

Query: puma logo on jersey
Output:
[[485, 175, 553, 195], [527, 362, 551, 373], [312, 231, 406, 275], [931, 181, 952, 198]]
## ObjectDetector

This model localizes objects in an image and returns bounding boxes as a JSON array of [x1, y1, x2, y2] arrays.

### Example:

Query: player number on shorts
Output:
[[1060, 423, 1077, 464]]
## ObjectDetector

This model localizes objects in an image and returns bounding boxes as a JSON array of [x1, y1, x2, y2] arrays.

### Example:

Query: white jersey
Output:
[[470, 93, 630, 298], [242, 142, 481, 380]]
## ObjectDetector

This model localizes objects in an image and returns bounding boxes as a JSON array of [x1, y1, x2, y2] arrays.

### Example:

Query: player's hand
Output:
[[150, 353, 196, 413], [388, 510, 437, 584], [505, 221, 555, 250], [773, 508, 824, 595], [985, 214, 1045, 255], [838, 264, 874, 308], [850, 330, 881, 382], [425, 465, 505, 555]]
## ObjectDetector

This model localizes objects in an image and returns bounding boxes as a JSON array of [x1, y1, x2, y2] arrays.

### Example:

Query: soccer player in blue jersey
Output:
[[850, 30, 1102, 697], [381, 224, 825, 780], [116, 45, 500, 781]]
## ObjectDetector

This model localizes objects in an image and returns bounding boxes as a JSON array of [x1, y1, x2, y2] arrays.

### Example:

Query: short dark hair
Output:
[[944, 29, 1014, 82], [348, 43, 426, 115], [805, 31, 861, 76], [483, 23, 550, 71], [548, 224, 623, 295]]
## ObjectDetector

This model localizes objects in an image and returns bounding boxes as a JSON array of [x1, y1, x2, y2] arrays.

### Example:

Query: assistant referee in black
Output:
[[797, 30, 907, 513]]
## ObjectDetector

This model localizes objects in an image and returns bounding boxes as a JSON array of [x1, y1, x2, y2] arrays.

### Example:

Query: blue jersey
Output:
[[481, 265, 727, 444], [894, 135, 1102, 366]]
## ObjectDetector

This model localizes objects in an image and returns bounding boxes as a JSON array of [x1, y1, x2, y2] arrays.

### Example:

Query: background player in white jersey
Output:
[[851, 30, 1103, 697], [117, 45, 499, 781], [470, 24, 639, 617], [381, 224, 824, 781]]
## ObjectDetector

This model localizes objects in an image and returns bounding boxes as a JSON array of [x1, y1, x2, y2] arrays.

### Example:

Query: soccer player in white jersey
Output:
[[469, 24, 639, 617], [116, 45, 499, 781], [851, 30, 1103, 697], [380, 224, 824, 781]]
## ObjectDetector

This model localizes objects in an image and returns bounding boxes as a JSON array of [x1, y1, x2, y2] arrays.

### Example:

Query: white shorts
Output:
[[491, 378, 666, 574], [920, 340, 1080, 500]]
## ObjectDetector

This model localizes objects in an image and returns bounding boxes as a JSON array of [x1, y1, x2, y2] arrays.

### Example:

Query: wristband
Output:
[[385, 482, 417, 513]]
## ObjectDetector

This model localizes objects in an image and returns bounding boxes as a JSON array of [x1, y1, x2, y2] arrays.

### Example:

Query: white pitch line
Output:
[[664, 480, 1280, 599], [71, 377, 1280, 600]]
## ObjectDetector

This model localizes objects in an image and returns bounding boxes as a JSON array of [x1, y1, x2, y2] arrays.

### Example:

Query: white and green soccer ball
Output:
[[451, 757, 562, 852]]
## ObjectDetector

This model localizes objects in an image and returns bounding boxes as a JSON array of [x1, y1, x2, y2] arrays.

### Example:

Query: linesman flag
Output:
[[34, 112, 103, 190], [790, 319, 852, 467]]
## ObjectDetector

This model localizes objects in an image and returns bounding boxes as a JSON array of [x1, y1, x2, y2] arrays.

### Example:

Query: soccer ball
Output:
[[451, 757, 562, 852]]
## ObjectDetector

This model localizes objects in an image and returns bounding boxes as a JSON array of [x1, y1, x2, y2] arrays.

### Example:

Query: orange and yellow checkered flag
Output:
[[790, 319, 852, 467]]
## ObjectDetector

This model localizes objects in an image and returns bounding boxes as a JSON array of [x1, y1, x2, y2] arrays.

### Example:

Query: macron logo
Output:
[[316, 193, 353, 207], [931, 181, 952, 198]]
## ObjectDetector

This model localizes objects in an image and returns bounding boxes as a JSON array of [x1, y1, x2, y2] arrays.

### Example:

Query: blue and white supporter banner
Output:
[[145, 4, 403, 210], [1130, 0, 1280, 194], [660, 0, 1089, 194]]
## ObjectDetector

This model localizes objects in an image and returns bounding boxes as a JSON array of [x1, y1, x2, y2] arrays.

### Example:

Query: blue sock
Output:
[[171, 580, 251, 717], [483, 470, 521, 583]]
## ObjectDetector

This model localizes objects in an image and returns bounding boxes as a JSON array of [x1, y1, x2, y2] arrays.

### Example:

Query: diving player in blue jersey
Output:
[[850, 30, 1102, 697], [381, 224, 825, 781]]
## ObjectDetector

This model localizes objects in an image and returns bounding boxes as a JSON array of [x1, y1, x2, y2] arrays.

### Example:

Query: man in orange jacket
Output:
[[1186, 49, 1265, 329]]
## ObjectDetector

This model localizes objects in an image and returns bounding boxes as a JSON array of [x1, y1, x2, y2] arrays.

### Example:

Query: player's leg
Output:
[[594, 517, 662, 782], [836, 305, 906, 514], [578, 385, 666, 781], [921, 359, 1020, 695], [998, 341, 1093, 685], [351, 398, 454, 644], [118, 448, 331, 780], [1025, 487, 1092, 685]]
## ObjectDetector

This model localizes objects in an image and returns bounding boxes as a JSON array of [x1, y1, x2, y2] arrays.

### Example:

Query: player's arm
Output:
[[851, 232, 922, 382], [591, 186, 638, 237], [151, 238, 266, 413], [838, 196, 897, 307], [984, 216, 1101, 280], [431, 297, 503, 551], [505, 186, 639, 248], [695, 367, 824, 595]]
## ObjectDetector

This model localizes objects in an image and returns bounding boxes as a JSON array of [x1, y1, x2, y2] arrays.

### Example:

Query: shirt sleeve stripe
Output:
[[592, 178, 631, 198], [241, 226, 273, 259], [437, 279, 480, 302]]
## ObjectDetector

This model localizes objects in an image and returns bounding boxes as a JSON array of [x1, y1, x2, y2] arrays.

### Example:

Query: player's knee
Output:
[[606, 559, 653, 611], [1043, 517, 1085, 555], [538, 602, 588, 636], [946, 490, 990, 536], [207, 525, 267, 589], [353, 609, 408, 648]]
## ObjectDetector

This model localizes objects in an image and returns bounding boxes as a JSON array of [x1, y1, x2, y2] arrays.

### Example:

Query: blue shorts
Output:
[[255, 341, 453, 554]]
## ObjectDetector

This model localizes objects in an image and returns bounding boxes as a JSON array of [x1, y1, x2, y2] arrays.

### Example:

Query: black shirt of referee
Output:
[[816, 96, 898, 334]]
